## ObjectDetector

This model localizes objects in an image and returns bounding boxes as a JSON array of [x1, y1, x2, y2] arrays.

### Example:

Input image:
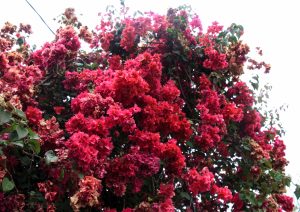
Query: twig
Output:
[[25, 0, 55, 35]]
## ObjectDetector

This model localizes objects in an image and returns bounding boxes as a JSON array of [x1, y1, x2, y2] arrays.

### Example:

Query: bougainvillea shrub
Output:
[[0, 6, 294, 211]]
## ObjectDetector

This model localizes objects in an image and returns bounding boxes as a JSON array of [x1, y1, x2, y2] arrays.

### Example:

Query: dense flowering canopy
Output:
[[0, 5, 294, 212]]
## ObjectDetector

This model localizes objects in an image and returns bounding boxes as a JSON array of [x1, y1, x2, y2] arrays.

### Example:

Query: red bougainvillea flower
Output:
[[26, 106, 43, 125], [275, 194, 294, 212], [203, 46, 228, 71], [70, 176, 102, 211], [53, 106, 65, 115], [0, 6, 293, 212], [184, 167, 215, 196], [211, 185, 233, 203]]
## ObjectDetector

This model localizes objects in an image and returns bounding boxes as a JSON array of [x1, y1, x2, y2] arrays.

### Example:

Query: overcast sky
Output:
[[1, 0, 299, 200]]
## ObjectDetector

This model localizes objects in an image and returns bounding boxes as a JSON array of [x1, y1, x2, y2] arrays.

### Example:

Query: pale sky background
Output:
[[1, 0, 299, 202]]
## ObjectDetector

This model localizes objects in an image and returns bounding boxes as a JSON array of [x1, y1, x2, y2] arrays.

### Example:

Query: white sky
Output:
[[1, 0, 300, 199]]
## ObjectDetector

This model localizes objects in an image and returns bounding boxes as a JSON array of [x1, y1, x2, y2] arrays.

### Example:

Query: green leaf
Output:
[[295, 184, 300, 199], [11, 140, 24, 148], [0, 125, 14, 134], [74, 62, 84, 67], [14, 108, 26, 120], [16, 37, 24, 46], [274, 172, 282, 182], [260, 159, 272, 169], [28, 190, 45, 202], [60, 169, 65, 180], [186, 141, 194, 148], [180, 192, 191, 200], [0, 110, 12, 125], [2, 177, 15, 192], [16, 125, 28, 139], [0, 140, 8, 146], [243, 145, 250, 151], [246, 192, 256, 205], [45, 150, 58, 165], [28, 130, 39, 140], [78, 172, 84, 179], [20, 156, 31, 166], [9, 130, 19, 141], [28, 139, 41, 154], [229, 35, 238, 43], [283, 175, 291, 187], [250, 81, 259, 90], [256, 197, 264, 207]]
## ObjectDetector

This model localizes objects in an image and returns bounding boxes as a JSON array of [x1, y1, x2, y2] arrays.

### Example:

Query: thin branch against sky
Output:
[[25, 0, 55, 35]]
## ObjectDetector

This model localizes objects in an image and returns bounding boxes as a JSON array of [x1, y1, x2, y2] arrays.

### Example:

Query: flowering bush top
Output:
[[0, 6, 294, 211]]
